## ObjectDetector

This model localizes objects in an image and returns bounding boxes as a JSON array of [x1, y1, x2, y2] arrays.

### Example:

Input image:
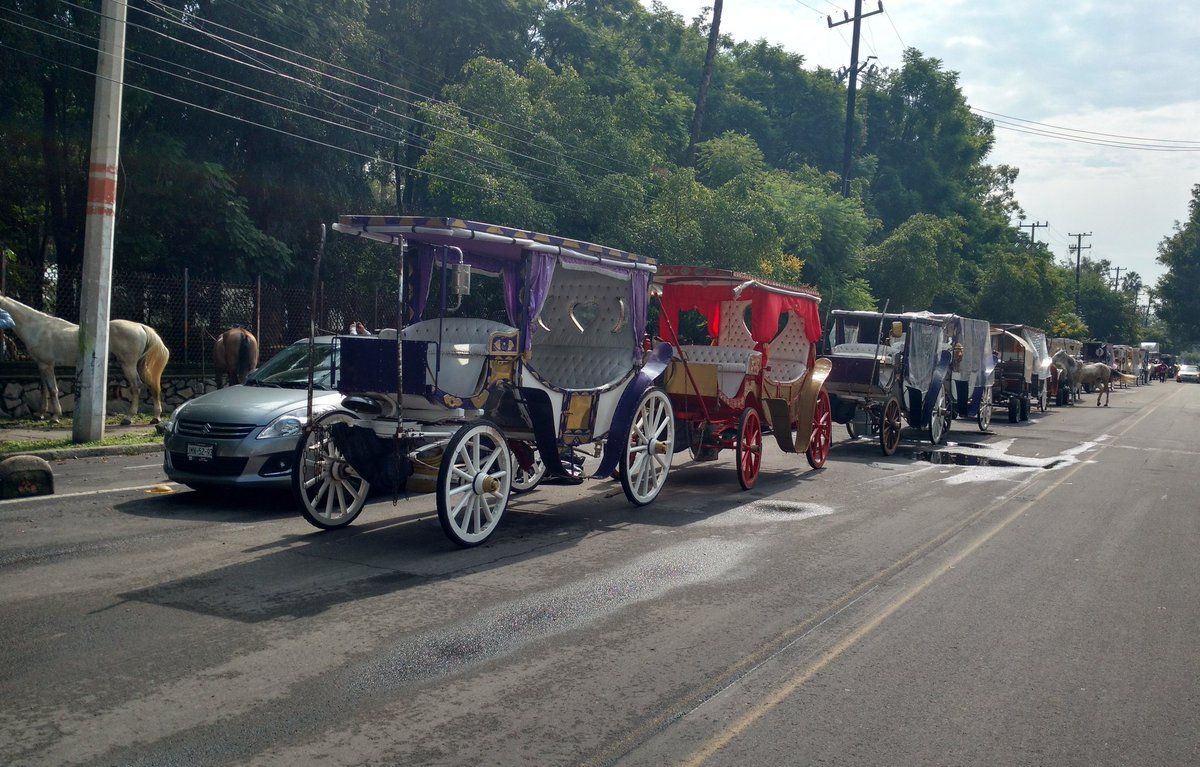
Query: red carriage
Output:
[[654, 267, 833, 489]]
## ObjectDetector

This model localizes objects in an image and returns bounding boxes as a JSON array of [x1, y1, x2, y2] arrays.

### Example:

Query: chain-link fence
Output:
[[1, 260, 395, 371]]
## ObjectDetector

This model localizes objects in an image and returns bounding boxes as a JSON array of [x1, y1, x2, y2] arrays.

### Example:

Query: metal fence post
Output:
[[319, 280, 325, 333], [182, 267, 189, 364], [255, 274, 262, 339]]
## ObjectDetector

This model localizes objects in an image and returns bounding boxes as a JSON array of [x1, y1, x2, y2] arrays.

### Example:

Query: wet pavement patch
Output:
[[912, 450, 1066, 470]]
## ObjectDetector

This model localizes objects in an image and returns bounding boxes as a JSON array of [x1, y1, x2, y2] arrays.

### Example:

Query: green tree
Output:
[[863, 214, 965, 311], [1156, 184, 1200, 349]]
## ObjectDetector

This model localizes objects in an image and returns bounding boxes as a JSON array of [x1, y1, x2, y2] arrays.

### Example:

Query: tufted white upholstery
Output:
[[679, 345, 762, 396], [765, 313, 810, 384], [833, 342, 891, 358], [402, 318, 517, 398], [526, 265, 635, 391], [717, 300, 756, 349]]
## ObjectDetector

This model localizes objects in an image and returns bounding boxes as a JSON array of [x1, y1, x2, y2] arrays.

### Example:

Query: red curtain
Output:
[[658, 283, 822, 345]]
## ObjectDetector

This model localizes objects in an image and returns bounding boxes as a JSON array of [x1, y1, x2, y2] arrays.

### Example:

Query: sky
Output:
[[645, 0, 1200, 288]]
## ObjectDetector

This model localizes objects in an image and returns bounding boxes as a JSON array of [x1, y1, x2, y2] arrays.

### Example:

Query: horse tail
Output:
[[138, 324, 170, 398], [236, 330, 256, 381]]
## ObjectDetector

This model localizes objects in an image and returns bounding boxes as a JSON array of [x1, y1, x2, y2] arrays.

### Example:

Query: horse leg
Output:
[[37, 362, 61, 423], [121, 362, 141, 425]]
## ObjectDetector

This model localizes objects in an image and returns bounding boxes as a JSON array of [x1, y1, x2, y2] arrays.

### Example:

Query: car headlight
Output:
[[257, 405, 334, 440], [163, 401, 188, 435]]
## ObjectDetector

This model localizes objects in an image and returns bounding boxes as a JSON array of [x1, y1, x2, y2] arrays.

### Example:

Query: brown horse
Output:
[[213, 327, 259, 387]]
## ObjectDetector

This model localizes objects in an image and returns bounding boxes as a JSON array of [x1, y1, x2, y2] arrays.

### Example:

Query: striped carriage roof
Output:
[[653, 265, 820, 302], [336, 215, 653, 266]]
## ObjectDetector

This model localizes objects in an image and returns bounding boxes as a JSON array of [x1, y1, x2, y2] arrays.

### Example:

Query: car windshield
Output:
[[247, 341, 335, 389]]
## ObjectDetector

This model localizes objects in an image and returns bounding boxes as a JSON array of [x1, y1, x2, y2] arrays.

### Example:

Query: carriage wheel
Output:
[[436, 421, 512, 547], [977, 391, 993, 432], [928, 387, 950, 446], [511, 446, 545, 495], [879, 397, 902, 456], [1038, 386, 1048, 413], [1007, 396, 1019, 423], [293, 412, 370, 530], [1019, 395, 1030, 422], [806, 390, 833, 470], [846, 421, 859, 440], [735, 408, 763, 489], [620, 387, 675, 506]]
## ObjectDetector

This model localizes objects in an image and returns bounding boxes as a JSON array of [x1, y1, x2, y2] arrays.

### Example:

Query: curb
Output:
[[2, 442, 164, 462]]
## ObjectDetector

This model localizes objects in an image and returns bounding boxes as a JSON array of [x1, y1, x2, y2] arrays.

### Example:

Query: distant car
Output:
[[1176, 364, 1199, 383], [163, 337, 346, 490]]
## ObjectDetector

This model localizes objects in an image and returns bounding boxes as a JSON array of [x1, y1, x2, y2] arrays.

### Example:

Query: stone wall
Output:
[[1, 374, 220, 419]]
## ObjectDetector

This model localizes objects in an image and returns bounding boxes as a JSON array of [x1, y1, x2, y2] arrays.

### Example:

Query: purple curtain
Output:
[[629, 270, 649, 357], [410, 248, 434, 321], [521, 251, 556, 351], [501, 263, 521, 330]]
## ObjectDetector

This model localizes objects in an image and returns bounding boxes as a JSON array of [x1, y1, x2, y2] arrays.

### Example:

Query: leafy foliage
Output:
[[1156, 184, 1200, 349]]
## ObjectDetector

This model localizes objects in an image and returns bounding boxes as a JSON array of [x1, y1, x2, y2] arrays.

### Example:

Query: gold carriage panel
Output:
[[664, 358, 720, 399], [766, 357, 832, 454], [560, 392, 599, 445]]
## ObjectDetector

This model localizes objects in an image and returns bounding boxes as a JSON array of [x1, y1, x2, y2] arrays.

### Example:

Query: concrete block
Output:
[[0, 455, 54, 499]]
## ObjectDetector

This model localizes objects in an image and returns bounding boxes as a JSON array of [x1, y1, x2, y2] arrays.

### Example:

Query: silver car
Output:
[[163, 337, 345, 490]]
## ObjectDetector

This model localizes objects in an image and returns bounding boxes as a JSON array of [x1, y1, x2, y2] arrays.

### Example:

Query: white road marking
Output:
[[0, 482, 180, 507]]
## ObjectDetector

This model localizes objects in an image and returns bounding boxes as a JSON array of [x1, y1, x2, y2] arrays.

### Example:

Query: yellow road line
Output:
[[679, 385, 1184, 766]]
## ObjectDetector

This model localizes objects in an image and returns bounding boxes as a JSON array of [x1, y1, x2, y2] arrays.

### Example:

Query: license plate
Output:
[[187, 443, 214, 461]]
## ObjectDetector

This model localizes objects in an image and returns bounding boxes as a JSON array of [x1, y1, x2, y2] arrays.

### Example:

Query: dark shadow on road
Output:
[[112, 487, 298, 523], [114, 468, 777, 624]]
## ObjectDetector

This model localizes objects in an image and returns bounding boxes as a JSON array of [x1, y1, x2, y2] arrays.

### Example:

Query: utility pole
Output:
[[829, 0, 884, 197], [1068, 231, 1092, 312], [1111, 266, 1122, 290], [1018, 220, 1048, 247], [73, 0, 128, 443]]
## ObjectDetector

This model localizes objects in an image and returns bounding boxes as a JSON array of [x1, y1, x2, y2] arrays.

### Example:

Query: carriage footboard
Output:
[[330, 423, 412, 493], [765, 357, 831, 453]]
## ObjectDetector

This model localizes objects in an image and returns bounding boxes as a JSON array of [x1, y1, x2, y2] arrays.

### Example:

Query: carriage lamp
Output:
[[452, 261, 471, 297], [890, 321, 904, 338], [952, 342, 964, 370]]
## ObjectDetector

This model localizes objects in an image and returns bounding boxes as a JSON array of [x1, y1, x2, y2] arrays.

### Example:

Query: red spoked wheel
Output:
[[806, 389, 833, 469], [736, 407, 763, 490]]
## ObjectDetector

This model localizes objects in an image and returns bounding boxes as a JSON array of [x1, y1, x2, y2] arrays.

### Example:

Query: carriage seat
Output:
[[525, 345, 633, 391], [677, 345, 762, 397], [402, 318, 517, 399], [832, 342, 895, 359]]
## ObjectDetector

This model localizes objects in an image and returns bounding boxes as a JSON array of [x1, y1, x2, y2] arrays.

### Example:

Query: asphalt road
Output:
[[1, 381, 1197, 766]]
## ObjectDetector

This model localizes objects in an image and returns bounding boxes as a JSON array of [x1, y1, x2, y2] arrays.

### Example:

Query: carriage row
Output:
[[293, 214, 1136, 546]]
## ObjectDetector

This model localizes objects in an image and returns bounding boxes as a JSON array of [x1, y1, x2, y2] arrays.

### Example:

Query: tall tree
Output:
[[684, 0, 723, 166], [1156, 184, 1200, 349]]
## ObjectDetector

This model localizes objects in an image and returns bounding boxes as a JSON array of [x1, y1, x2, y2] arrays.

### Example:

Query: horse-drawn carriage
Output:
[[292, 216, 676, 546], [991, 324, 1053, 421], [823, 311, 986, 455], [653, 266, 831, 488]]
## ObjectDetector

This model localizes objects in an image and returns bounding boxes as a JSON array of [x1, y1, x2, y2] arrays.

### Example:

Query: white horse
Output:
[[0, 295, 170, 423], [1054, 349, 1123, 407]]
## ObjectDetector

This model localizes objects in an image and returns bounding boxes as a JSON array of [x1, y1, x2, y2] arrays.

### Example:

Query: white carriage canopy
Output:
[[332, 216, 655, 365]]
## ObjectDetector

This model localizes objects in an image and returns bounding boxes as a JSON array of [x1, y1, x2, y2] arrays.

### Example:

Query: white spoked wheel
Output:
[[928, 387, 949, 445], [620, 387, 675, 506], [977, 390, 992, 432], [293, 412, 370, 530], [511, 447, 545, 495], [437, 421, 512, 547]]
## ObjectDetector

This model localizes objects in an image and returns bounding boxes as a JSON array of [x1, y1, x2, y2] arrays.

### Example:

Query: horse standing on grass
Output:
[[0, 295, 170, 424], [213, 327, 259, 387]]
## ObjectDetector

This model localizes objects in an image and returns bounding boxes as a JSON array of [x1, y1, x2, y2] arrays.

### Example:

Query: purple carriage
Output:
[[291, 216, 676, 547]]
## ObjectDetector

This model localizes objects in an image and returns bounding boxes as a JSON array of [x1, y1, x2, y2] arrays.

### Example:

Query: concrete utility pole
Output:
[[1111, 266, 1122, 290], [830, 0, 884, 197], [73, 0, 128, 443], [1068, 231, 1092, 312], [1019, 220, 1049, 247]]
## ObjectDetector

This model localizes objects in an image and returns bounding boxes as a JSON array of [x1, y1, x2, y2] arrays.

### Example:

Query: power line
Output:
[[2, 10, 597, 196], [985, 117, 1200, 152], [136, 0, 644, 177], [57, 0, 617, 186], [0, 38, 582, 213], [883, 8, 906, 49], [973, 107, 1200, 146]]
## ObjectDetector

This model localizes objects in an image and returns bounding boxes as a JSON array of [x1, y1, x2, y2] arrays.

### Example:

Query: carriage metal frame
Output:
[[653, 266, 832, 489], [823, 311, 984, 455], [991, 324, 1052, 422], [291, 216, 677, 547]]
